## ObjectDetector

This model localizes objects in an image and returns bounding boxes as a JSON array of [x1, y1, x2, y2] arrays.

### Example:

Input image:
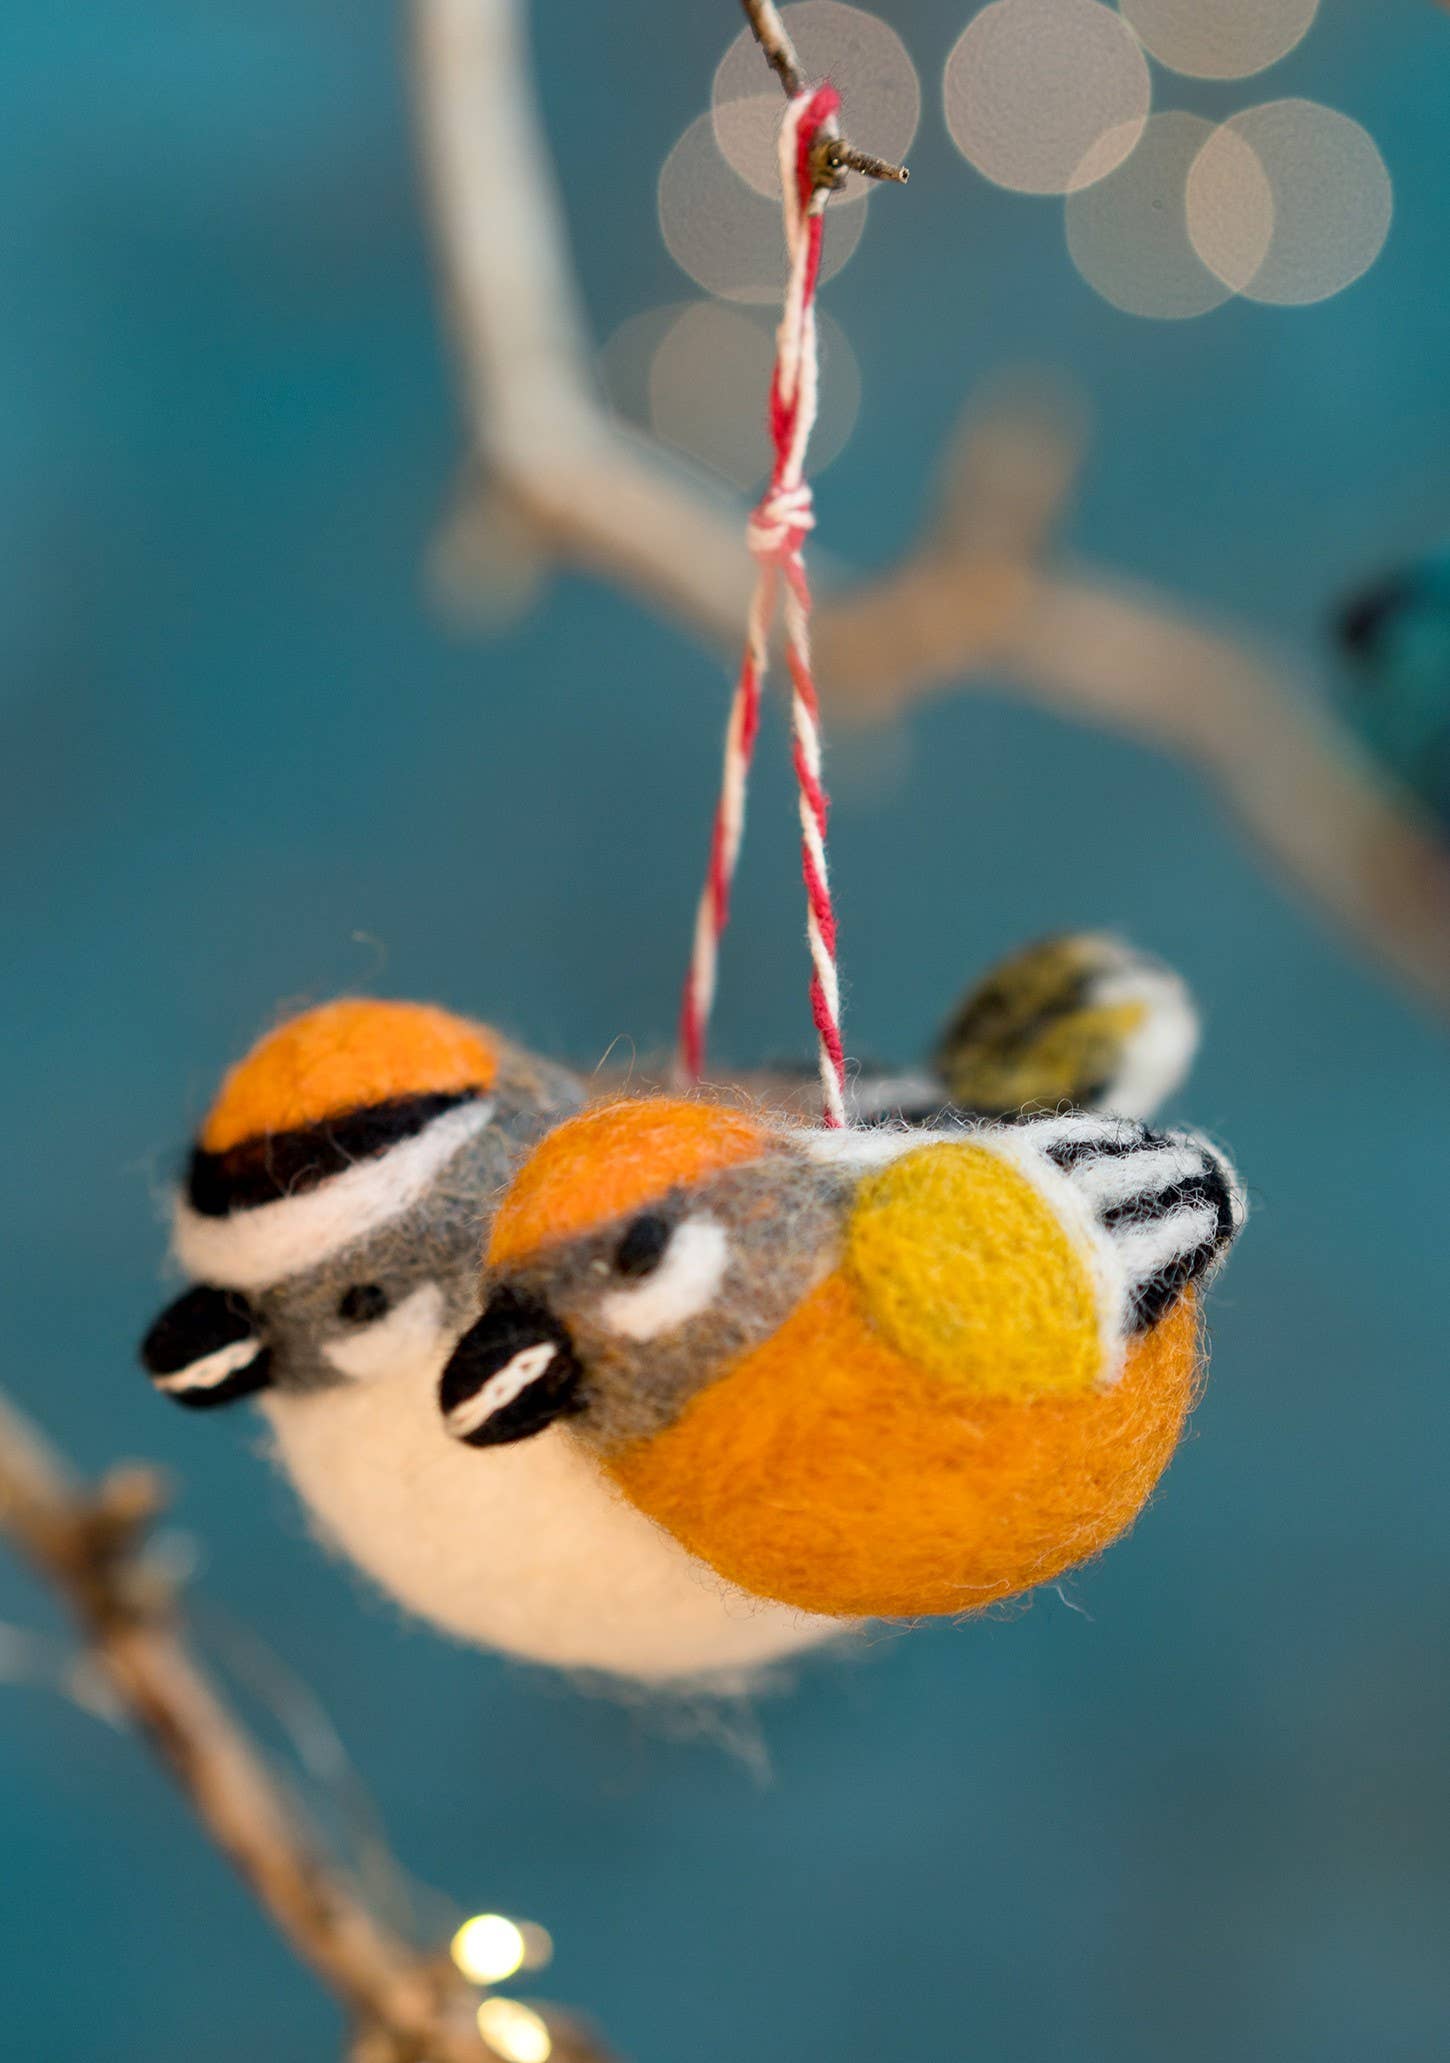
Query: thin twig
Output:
[[738, 0, 909, 184], [739, 0, 805, 95], [412, 0, 1450, 1015], [0, 1387, 613, 2063]]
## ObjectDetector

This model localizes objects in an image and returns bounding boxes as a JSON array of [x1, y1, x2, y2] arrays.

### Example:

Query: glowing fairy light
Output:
[[1187, 101, 1392, 307], [944, 0, 1151, 196], [476, 1997, 554, 2063], [1118, 0, 1320, 81], [452, 1913, 528, 1985]]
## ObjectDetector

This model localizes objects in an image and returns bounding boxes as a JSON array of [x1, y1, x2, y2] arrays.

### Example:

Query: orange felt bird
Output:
[[439, 1098, 1245, 1621]]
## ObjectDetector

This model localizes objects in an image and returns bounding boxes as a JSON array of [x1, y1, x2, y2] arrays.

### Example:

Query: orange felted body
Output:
[[608, 1277, 1201, 1621]]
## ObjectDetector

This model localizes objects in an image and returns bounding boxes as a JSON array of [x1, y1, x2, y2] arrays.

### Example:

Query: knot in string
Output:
[[747, 480, 815, 560]]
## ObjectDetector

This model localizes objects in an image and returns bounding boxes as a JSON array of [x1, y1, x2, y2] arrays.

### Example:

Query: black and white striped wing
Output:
[[1002, 1110, 1245, 1340]]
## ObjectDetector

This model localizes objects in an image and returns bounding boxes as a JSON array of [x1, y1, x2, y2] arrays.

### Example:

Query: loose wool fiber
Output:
[[609, 1280, 1201, 1620], [201, 998, 499, 1151]]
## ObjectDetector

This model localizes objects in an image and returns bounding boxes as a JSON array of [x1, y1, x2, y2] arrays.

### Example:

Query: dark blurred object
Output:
[[1338, 548, 1450, 830]]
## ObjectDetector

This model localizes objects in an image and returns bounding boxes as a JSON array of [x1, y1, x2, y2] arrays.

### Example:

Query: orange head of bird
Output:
[[139, 997, 582, 1410]]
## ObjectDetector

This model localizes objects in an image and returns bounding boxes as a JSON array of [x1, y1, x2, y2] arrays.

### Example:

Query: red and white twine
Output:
[[678, 83, 850, 1127]]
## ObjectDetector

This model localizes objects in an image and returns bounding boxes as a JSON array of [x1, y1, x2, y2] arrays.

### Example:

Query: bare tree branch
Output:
[[736, 0, 909, 184], [0, 1387, 614, 2063], [411, 0, 1450, 1016]]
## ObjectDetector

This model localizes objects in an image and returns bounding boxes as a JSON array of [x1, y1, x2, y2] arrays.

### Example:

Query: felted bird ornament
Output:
[[137, 998, 778, 1681], [137, 936, 1204, 1681], [440, 1098, 1244, 1624]]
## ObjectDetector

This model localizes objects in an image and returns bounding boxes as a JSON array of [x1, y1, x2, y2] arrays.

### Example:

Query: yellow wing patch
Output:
[[844, 1141, 1102, 1400]]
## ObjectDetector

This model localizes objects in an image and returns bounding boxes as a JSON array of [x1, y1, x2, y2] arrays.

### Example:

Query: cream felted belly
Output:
[[260, 1346, 843, 1685]]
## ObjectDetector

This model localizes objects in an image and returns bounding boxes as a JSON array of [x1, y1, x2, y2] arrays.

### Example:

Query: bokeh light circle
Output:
[[1066, 111, 1235, 319], [658, 111, 866, 302], [1117, 0, 1319, 81], [944, 0, 1152, 197], [647, 302, 860, 488], [712, 94, 795, 206], [602, 302, 859, 490], [1178, 124, 1274, 293], [1187, 100, 1392, 306], [713, 2, 920, 202]]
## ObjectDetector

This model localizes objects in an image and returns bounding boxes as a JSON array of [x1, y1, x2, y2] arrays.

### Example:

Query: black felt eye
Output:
[[613, 1213, 673, 1279], [338, 1283, 391, 1325]]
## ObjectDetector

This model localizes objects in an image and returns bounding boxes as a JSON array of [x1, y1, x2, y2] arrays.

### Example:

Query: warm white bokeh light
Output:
[[451, 1914, 527, 1986], [713, 2, 920, 201], [646, 301, 860, 489], [1187, 100, 1392, 306], [1066, 112, 1235, 318], [1117, 0, 1319, 81], [944, 0, 1152, 197], [658, 111, 866, 302], [475, 1998, 553, 2063], [712, 93, 795, 206], [599, 303, 688, 425], [1180, 124, 1274, 293]]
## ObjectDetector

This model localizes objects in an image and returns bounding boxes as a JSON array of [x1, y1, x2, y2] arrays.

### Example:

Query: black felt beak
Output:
[[140, 1285, 272, 1410], [439, 1288, 584, 1448]]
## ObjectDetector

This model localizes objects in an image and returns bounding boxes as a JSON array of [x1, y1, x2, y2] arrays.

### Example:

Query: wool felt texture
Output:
[[933, 933, 1198, 1122], [474, 1143, 840, 1454], [199, 998, 500, 1151], [187, 1090, 482, 1217], [609, 1281, 1203, 1620], [845, 1142, 1101, 1401], [142, 952, 1213, 1683], [445, 1097, 1243, 1624], [174, 1101, 498, 1294], [264, 1364, 846, 1683], [489, 1099, 771, 1266], [146, 997, 584, 1400], [144, 999, 845, 1683], [139, 1283, 273, 1409]]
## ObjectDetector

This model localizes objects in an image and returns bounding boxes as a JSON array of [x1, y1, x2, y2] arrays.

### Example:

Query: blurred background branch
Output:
[[0, 1387, 613, 2063], [412, 0, 1450, 1015]]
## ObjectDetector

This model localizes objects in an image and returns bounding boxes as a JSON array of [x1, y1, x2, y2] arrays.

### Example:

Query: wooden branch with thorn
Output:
[[739, 0, 909, 184], [0, 1386, 614, 2063]]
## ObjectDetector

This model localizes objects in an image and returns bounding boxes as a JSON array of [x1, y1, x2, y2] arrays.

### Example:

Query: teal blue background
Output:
[[3, 4, 1449, 2058]]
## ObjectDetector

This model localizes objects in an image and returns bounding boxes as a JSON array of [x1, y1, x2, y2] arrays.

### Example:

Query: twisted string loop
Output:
[[678, 83, 850, 1128]]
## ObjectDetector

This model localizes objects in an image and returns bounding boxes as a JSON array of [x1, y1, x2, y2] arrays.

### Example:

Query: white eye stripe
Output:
[[600, 1218, 730, 1341], [323, 1283, 447, 1383], [173, 1100, 494, 1291], [154, 1337, 264, 1394], [445, 1342, 559, 1440]]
